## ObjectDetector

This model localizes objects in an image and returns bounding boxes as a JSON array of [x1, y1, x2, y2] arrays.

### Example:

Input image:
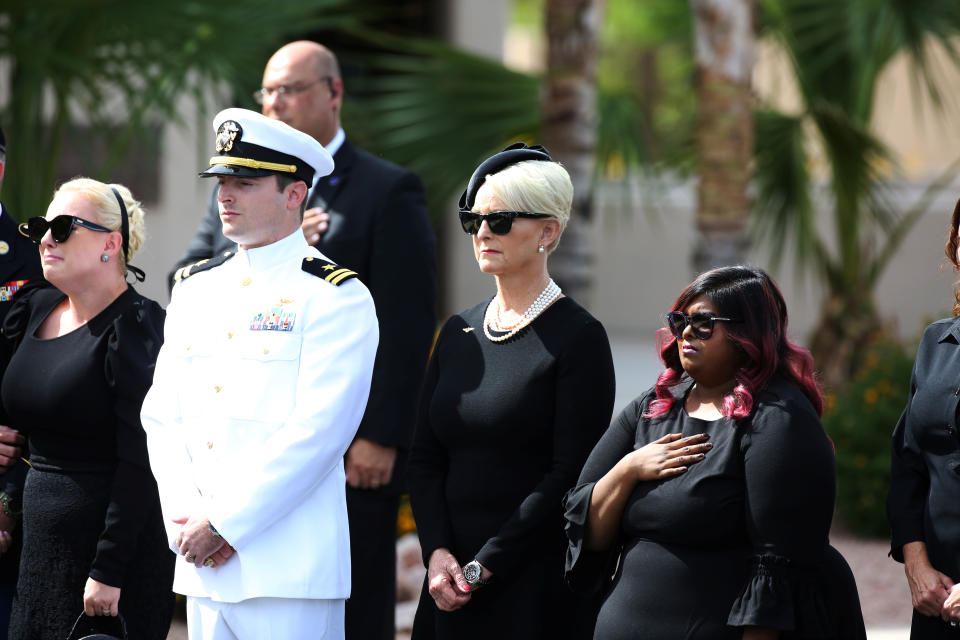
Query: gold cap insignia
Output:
[[216, 120, 242, 153]]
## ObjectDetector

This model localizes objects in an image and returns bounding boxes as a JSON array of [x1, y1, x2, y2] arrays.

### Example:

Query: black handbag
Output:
[[65, 612, 127, 640]]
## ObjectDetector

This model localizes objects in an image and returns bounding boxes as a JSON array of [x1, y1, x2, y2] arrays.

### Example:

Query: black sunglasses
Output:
[[665, 311, 738, 340], [458, 209, 553, 235], [19, 215, 112, 244]]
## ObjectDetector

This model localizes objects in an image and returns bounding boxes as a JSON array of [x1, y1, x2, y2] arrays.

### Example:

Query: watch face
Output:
[[463, 563, 480, 583]]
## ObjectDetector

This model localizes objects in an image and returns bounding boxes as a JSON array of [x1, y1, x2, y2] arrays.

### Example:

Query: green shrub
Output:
[[822, 339, 915, 538]]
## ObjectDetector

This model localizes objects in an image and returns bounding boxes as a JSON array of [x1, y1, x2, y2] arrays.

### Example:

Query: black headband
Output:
[[109, 187, 145, 282], [458, 142, 554, 210]]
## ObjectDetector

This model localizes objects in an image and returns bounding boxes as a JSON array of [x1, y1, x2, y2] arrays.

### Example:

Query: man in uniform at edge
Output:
[[0, 124, 38, 640], [170, 41, 436, 640], [142, 107, 378, 639]]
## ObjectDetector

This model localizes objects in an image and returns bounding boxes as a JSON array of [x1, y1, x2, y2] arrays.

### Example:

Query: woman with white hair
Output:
[[0, 178, 173, 639], [407, 143, 615, 639]]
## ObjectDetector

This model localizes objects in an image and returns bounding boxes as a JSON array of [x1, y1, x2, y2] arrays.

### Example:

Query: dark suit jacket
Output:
[[0, 204, 42, 324], [171, 140, 437, 475]]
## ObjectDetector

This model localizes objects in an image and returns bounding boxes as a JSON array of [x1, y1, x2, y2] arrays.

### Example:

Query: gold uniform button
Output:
[[263, 348, 269, 355], [207, 441, 213, 449], [214, 385, 222, 393], [241, 277, 252, 286], [227, 332, 234, 339]]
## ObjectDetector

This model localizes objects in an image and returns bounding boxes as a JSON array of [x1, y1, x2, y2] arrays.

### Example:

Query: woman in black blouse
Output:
[[891, 198, 960, 634], [564, 266, 865, 639], [407, 143, 615, 639], [0, 178, 173, 639]]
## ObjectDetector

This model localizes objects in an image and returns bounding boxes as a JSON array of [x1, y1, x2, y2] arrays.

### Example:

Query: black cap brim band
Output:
[[199, 140, 314, 185], [459, 142, 553, 210]]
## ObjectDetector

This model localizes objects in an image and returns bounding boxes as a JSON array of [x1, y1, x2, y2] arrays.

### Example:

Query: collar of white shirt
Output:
[[237, 228, 309, 273]]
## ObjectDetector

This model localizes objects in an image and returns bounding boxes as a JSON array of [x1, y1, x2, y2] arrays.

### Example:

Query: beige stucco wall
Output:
[[139, 8, 960, 353]]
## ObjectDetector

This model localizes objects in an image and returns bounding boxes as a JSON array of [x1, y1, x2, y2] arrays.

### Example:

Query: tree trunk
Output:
[[542, 0, 604, 308], [690, 0, 755, 274], [809, 284, 885, 393]]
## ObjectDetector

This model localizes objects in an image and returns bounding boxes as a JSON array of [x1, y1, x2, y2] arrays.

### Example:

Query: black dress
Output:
[[889, 316, 960, 638], [0, 283, 174, 640], [564, 377, 866, 639], [407, 297, 615, 640]]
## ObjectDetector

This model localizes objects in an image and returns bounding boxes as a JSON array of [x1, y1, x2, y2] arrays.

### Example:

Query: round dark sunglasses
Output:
[[19, 215, 112, 244], [665, 311, 738, 340], [458, 209, 553, 235]]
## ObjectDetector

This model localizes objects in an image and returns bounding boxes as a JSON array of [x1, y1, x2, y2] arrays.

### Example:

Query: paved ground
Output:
[[833, 532, 912, 638]]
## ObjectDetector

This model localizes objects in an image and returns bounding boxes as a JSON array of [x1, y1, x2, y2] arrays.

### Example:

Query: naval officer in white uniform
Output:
[[141, 108, 378, 640]]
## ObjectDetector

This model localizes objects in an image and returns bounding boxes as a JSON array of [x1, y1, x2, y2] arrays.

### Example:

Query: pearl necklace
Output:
[[483, 279, 562, 342]]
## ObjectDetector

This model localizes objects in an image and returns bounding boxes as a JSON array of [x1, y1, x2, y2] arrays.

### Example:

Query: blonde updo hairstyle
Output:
[[482, 160, 572, 254], [49, 178, 146, 273]]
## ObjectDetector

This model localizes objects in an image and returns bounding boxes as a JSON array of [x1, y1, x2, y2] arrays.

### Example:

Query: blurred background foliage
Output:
[[0, 0, 356, 220], [823, 338, 915, 537]]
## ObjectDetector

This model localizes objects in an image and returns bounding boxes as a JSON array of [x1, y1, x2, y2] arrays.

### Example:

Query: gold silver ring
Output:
[[204, 557, 216, 568], [185, 553, 195, 563]]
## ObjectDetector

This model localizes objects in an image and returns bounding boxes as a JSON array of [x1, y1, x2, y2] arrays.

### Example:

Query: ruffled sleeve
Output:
[[727, 553, 830, 634], [563, 480, 618, 594], [88, 293, 166, 587], [725, 381, 840, 635], [562, 396, 647, 594]]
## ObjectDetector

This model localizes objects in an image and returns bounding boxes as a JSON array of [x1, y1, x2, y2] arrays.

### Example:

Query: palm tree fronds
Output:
[[753, 107, 822, 274]]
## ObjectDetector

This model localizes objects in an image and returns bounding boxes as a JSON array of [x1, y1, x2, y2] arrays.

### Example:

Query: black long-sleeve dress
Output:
[[564, 377, 865, 639], [888, 316, 960, 638], [0, 283, 174, 640], [407, 297, 615, 640]]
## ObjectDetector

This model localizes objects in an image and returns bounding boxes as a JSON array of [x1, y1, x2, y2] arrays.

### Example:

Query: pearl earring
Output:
[[100, 254, 110, 263], [537, 244, 545, 254]]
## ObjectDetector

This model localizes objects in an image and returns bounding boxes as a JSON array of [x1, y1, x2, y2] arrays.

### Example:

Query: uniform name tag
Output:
[[0, 280, 27, 302], [250, 307, 296, 332]]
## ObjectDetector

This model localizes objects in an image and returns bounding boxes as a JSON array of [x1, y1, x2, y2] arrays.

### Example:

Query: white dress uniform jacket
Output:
[[141, 229, 378, 603]]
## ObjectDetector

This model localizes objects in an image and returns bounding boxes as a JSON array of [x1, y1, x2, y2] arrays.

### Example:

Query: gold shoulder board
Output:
[[175, 251, 234, 283], [302, 257, 358, 286]]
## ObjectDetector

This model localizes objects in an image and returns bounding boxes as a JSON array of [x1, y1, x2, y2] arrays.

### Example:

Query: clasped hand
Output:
[[942, 583, 960, 623], [301, 207, 330, 246], [902, 541, 960, 622], [345, 438, 397, 489], [0, 425, 25, 473], [173, 515, 234, 568], [427, 548, 472, 612]]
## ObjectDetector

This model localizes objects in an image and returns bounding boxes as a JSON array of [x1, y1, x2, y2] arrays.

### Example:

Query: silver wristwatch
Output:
[[462, 560, 490, 589]]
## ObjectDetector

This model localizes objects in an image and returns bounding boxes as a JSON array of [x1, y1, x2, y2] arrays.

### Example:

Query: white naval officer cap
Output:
[[199, 107, 334, 186]]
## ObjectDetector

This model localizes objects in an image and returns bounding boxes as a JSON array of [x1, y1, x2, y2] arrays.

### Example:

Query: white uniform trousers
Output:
[[186, 596, 345, 640]]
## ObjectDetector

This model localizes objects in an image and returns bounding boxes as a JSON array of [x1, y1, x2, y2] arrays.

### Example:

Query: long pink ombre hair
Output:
[[645, 266, 821, 420]]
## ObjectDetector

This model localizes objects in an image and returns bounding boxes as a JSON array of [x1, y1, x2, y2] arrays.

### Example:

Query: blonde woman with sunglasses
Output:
[[407, 143, 615, 640], [0, 178, 173, 640]]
